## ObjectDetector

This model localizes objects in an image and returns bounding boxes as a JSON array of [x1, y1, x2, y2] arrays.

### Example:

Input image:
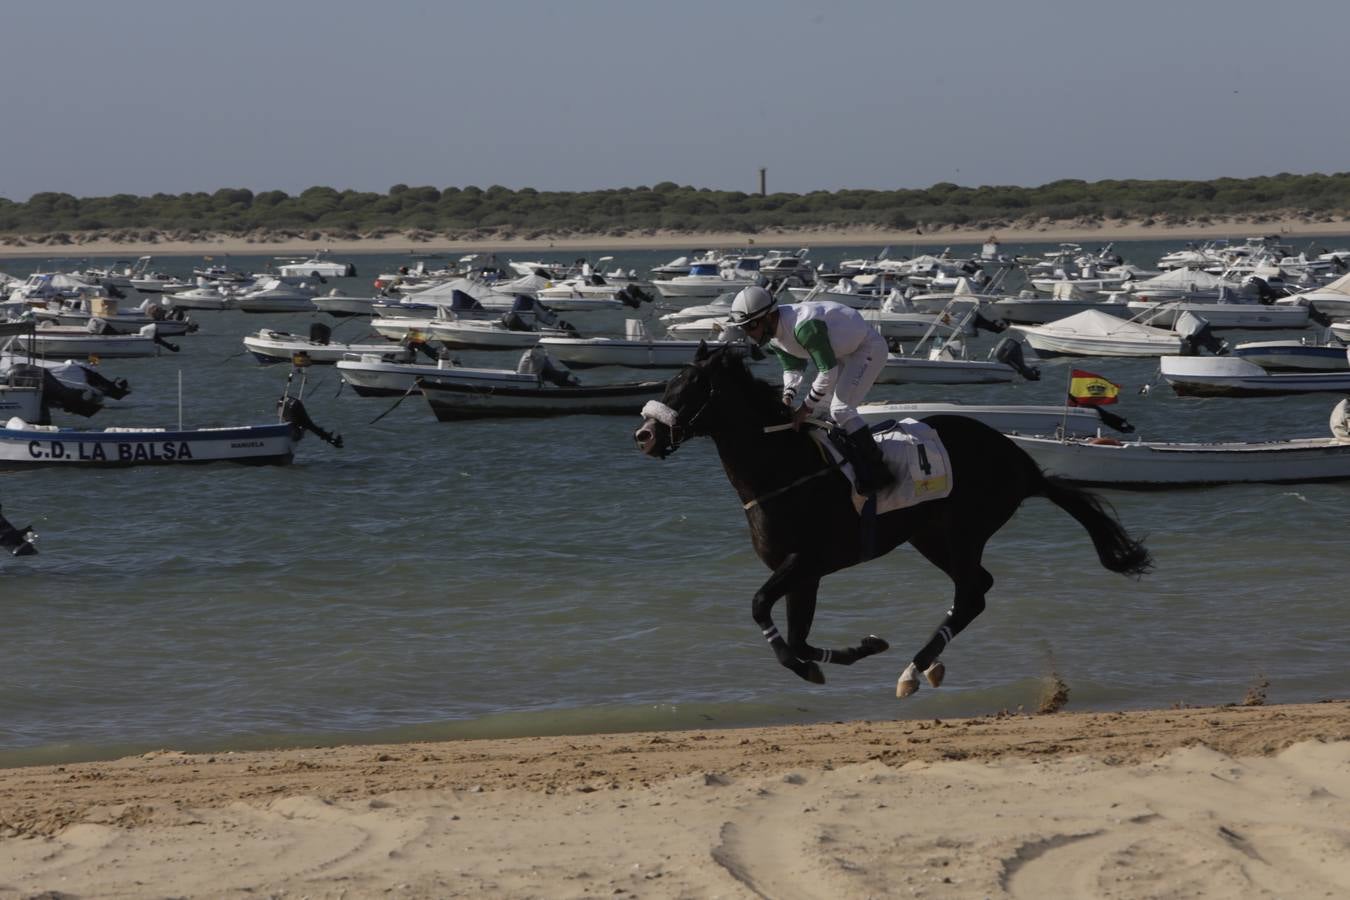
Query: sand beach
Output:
[[2, 215, 1350, 260], [0, 701, 1347, 897]]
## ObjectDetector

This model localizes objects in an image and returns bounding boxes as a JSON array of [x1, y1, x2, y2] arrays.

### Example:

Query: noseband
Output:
[[640, 388, 715, 455]]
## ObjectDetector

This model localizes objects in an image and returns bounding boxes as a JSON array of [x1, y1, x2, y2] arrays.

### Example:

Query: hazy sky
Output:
[[6, 0, 1349, 200]]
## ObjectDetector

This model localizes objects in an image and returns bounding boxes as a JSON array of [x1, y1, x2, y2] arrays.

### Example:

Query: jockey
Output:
[[729, 285, 895, 495]]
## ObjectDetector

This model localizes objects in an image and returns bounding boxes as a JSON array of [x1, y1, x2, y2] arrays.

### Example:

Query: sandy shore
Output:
[[2, 217, 1350, 260], [0, 701, 1347, 898]]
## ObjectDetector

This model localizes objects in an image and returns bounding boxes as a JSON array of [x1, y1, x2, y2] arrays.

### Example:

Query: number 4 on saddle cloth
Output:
[[814, 419, 954, 516]]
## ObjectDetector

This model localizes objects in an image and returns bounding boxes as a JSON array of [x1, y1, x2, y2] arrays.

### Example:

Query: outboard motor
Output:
[[135, 323, 179, 352], [1307, 304, 1334, 328], [992, 336, 1041, 381], [309, 322, 332, 345], [971, 309, 1008, 334], [1175, 311, 1227, 356], [278, 396, 342, 448], [516, 347, 580, 387], [0, 504, 38, 557], [1094, 407, 1135, 434], [40, 368, 103, 418], [617, 285, 643, 309], [500, 310, 531, 332]]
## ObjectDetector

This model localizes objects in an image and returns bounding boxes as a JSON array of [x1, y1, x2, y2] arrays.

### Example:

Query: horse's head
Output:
[[634, 342, 768, 458]]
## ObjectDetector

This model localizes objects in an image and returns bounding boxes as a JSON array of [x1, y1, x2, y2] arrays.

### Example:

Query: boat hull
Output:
[[858, 403, 1108, 436], [0, 423, 296, 468], [335, 360, 543, 396], [1160, 356, 1350, 396], [876, 357, 1014, 385], [535, 338, 721, 369], [1009, 434, 1350, 486], [421, 380, 667, 420]]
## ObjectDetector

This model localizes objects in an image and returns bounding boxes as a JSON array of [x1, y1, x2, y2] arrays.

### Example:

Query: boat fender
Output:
[[1332, 398, 1350, 440], [1086, 436, 1123, 446]]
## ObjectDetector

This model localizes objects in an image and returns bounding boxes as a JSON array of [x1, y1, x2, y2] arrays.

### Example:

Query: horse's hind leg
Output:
[[752, 556, 888, 685], [784, 580, 890, 670], [897, 532, 994, 698]]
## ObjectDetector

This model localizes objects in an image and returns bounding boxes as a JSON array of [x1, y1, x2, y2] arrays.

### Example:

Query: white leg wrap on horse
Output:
[[897, 662, 921, 698]]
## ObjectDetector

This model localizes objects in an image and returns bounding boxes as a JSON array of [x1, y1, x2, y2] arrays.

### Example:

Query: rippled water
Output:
[[2, 237, 1348, 766]]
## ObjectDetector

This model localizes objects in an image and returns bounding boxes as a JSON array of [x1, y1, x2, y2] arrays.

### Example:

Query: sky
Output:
[[5, 0, 1350, 201]]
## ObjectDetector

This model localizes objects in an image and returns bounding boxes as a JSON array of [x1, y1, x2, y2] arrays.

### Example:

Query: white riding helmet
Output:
[[729, 285, 776, 325]]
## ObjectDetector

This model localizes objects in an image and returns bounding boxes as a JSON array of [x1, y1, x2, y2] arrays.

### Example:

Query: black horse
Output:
[[633, 345, 1151, 696]]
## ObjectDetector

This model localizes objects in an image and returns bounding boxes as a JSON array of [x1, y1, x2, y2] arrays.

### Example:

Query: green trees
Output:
[[2, 174, 1348, 238]]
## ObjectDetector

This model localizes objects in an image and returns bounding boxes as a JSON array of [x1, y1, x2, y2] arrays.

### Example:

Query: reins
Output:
[[742, 424, 843, 511]]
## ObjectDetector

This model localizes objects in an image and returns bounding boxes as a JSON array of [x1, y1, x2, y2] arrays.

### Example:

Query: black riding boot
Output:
[[846, 427, 895, 495]]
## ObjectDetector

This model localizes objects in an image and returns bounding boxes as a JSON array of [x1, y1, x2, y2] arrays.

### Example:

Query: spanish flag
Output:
[[1067, 369, 1121, 406]]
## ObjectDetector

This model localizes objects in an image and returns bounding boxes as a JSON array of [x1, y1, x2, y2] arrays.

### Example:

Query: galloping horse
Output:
[[633, 345, 1151, 697]]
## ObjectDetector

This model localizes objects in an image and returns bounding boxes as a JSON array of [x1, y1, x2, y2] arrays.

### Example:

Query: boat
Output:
[[1006, 400, 1350, 487], [0, 386, 341, 468], [1230, 335, 1350, 371], [423, 296, 581, 350], [1123, 296, 1309, 330], [234, 277, 320, 313], [164, 282, 238, 310], [15, 320, 180, 359], [876, 337, 1032, 385], [336, 352, 565, 397], [1332, 321, 1350, 342], [1159, 355, 1350, 397], [1274, 270, 1350, 318], [1009, 309, 1219, 358], [857, 401, 1122, 437], [650, 261, 758, 303], [311, 290, 387, 317], [127, 257, 192, 294], [29, 294, 198, 336], [242, 324, 416, 366], [275, 250, 357, 279], [420, 377, 667, 421], [536, 318, 738, 369]]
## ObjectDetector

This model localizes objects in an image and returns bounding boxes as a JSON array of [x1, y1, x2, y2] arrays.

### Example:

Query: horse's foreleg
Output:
[[784, 582, 889, 668], [752, 554, 829, 684]]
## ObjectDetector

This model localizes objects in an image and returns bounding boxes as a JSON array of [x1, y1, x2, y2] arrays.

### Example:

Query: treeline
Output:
[[2, 173, 1349, 239]]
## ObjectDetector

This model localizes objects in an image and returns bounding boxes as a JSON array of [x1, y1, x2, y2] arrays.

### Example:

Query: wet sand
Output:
[[1, 701, 1347, 898]]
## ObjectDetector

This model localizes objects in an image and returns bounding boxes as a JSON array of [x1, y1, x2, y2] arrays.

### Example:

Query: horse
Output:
[[632, 345, 1151, 697]]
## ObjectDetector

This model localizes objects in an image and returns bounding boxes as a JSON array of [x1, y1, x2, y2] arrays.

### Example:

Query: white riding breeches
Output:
[[827, 329, 887, 433]]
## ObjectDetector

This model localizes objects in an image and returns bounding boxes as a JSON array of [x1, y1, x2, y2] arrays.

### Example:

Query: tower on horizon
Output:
[[758, 168, 766, 196]]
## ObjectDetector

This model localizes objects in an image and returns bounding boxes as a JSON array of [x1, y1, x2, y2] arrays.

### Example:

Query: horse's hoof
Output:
[[924, 661, 946, 689], [897, 663, 920, 698], [861, 634, 889, 655]]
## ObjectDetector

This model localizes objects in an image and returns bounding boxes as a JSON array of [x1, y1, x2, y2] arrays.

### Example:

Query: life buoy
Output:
[[1087, 436, 1123, 446]]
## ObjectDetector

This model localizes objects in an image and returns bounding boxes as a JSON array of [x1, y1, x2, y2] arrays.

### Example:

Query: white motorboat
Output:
[[29, 295, 198, 336], [234, 277, 320, 313], [336, 354, 550, 397], [1159, 355, 1350, 397], [857, 402, 1116, 437], [127, 257, 192, 294], [1331, 321, 1350, 342], [274, 251, 357, 279], [1007, 401, 1350, 486], [1274, 270, 1350, 318], [537, 319, 737, 369], [312, 290, 386, 317], [876, 343, 1019, 385], [651, 262, 758, 303], [1231, 336, 1349, 371], [242, 326, 416, 366], [165, 282, 238, 310], [1009, 309, 1218, 358], [16, 321, 179, 359], [989, 292, 1132, 325], [1124, 297, 1309, 330]]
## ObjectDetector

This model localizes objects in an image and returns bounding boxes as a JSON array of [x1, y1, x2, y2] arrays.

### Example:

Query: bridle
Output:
[[638, 384, 716, 457]]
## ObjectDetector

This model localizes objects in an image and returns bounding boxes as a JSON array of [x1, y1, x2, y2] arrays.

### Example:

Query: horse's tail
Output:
[[1036, 473, 1153, 577]]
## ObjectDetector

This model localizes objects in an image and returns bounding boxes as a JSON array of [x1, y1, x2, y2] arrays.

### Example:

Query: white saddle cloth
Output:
[[812, 418, 954, 515]]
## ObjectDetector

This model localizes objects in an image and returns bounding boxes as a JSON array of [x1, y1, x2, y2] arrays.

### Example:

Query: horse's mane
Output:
[[706, 346, 791, 427]]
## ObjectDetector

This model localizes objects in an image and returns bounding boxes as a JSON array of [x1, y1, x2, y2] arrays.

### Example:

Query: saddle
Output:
[[814, 419, 954, 516]]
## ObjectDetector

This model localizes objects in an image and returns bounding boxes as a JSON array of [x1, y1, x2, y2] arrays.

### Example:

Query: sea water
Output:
[[2, 236, 1348, 766]]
